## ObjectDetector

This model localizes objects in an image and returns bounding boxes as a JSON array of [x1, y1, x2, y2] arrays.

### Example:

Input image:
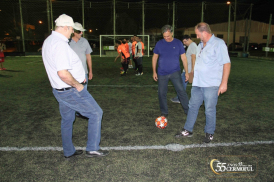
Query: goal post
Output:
[[99, 35, 150, 57]]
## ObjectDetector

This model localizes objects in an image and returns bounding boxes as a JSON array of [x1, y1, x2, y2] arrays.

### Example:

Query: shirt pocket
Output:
[[203, 48, 216, 64]]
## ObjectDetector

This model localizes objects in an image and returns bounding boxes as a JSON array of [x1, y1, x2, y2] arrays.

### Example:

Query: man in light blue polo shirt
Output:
[[175, 22, 231, 143]]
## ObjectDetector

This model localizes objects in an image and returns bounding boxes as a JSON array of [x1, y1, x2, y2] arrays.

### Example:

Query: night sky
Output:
[[90, 0, 274, 23]]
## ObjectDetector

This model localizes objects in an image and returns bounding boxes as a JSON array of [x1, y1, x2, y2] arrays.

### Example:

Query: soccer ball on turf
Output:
[[155, 116, 168, 129]]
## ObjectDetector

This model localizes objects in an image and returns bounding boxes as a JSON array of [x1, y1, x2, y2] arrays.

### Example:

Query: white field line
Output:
[[1, 141, 273, 152], [26, 60, 43, 64], [88, 85, 190, 87]]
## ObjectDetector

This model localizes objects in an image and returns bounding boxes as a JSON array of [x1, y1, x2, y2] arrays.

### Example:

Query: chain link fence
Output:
[[0, 0, 268, 55]]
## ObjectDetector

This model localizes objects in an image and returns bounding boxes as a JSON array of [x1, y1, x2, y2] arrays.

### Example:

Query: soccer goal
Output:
[[99, 35, 150, 57]]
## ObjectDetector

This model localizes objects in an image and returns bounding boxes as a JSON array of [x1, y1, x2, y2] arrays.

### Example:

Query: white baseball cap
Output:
[[74, 22, 86, 31], [55, 14, 76, 28]]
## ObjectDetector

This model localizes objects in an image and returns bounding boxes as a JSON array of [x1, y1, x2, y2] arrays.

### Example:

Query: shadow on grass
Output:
[[4, 70, 25, 73], [0, 74, 13, 78]]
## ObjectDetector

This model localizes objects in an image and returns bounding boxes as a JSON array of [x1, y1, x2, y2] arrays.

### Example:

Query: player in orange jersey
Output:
[[131, 35, 138, 72], [139, 37, 145, 56], [114, 40, 130, 76]]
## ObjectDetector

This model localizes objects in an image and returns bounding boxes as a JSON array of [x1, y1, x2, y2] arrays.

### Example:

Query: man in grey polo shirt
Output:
[[69, 22, 93, 90], [175, 22, 231, 143], [170, 35, 197, 103], [42, 14, 109, 158], [135, 36, 143, 76]]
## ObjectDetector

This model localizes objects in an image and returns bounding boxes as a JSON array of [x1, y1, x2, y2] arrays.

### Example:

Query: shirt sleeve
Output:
[[153, 41, 160, 54], [190, 43, 197, 55], [179, 41, 186, 55], [138, 42, 142, 50], [217, 41, 230, 65]]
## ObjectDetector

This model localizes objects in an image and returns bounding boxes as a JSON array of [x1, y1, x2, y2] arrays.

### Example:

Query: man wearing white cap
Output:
[[69, 22, 93, 90], [42, 14, 109, 158]]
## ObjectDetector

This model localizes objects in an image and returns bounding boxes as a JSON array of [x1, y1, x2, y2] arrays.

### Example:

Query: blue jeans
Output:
[[183, 86, 219, 134], [52, 88, 103, 157], [173, 72, 189, 101], [158, 71, 189, 116]]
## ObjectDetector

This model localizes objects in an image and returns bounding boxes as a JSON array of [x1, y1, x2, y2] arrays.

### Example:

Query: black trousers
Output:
[[133, 57, 137, 70], [136, 57, 143, 73], [122, 57, 130, 73]]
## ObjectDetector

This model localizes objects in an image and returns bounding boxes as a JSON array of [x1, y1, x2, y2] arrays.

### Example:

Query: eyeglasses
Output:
[[74, 29, 82, 34]]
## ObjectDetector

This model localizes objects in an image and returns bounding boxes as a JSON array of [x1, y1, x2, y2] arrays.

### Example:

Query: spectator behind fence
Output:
[[170, 35, 197, 103], [69, 22, 93, 90]]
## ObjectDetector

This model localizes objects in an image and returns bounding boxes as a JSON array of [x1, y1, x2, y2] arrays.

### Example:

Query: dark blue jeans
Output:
[[52, 88, 103, 157], [173, 72, 189, 101], [158, 71, 189, 116]]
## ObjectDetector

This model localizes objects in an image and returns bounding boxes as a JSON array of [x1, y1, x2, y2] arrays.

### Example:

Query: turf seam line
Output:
[[0, 140, 273, 152]]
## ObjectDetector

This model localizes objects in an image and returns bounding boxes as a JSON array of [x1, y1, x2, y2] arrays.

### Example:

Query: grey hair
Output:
[[161, 25, 173, 34]]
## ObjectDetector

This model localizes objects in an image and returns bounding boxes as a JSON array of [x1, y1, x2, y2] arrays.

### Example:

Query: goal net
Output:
[[99, 35, 150, 57]]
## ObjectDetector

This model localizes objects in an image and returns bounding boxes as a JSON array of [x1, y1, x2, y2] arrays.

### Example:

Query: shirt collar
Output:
[[52, 31, 69, 43], [199, 34, 215, 47]]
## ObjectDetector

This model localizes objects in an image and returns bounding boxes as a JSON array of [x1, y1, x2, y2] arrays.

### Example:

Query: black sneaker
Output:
[[175, 129, 193, 138], [203, 133, 214, 143], [170, 97, 180, 103]]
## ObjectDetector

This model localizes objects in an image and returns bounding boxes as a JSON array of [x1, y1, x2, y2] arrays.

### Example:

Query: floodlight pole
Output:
[[232, 0, 237, 51], [266, 14, 272, 57], [19, 0, 25, 52]]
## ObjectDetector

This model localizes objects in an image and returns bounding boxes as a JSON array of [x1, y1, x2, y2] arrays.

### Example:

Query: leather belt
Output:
[[55, 81, 85, 91], [55, 87, 72, 91]]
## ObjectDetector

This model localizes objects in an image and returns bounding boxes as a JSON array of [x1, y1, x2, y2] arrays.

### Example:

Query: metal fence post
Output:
[[266, 14, 272, 57], [201, 1, 204, 22], [172, 1, 175, 31], [50, 0, 53, 30], [142, 0, 145, 35], [82, 0, 85, 37], [227, 2, 231, 46], [113, 0, 116, 44], [19, 0, 25, 52], [47, 0, 51, 34], [246, 3, 253, 53]]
